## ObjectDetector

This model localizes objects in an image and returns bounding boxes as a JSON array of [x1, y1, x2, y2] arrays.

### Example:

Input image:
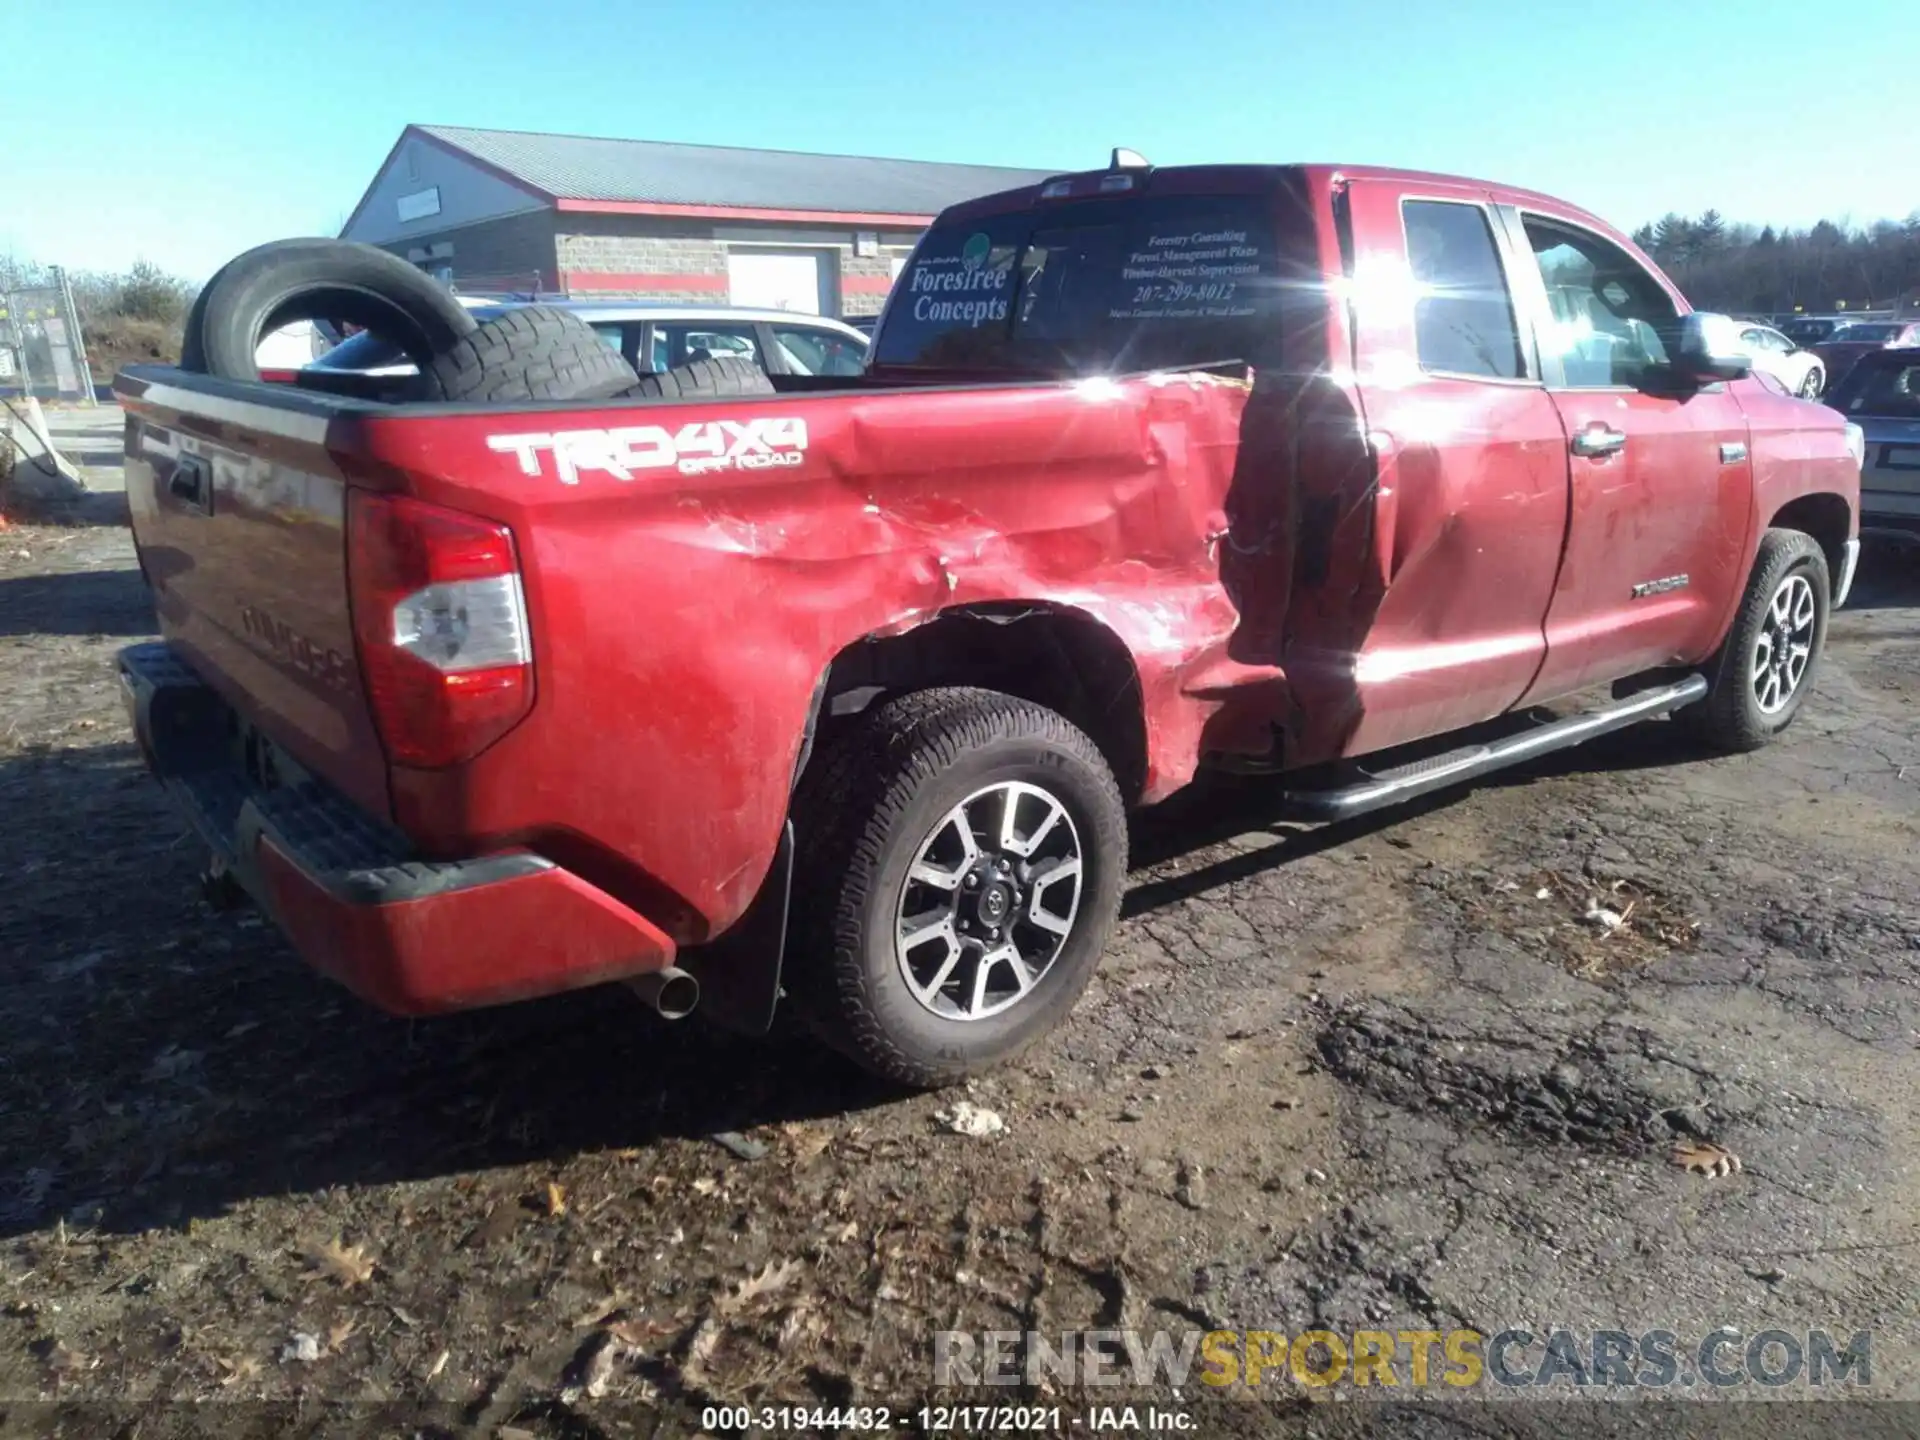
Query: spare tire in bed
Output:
[[416, 305, 640, 404], [621, 354, 775, 401], [181, 238, 478, 383]]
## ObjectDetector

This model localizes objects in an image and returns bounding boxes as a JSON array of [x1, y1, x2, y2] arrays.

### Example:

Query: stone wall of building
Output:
[[556, 214, 919, 316]]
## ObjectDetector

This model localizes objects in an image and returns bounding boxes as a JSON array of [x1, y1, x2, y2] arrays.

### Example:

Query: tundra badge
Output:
[[1631, 574, 1690, 599]]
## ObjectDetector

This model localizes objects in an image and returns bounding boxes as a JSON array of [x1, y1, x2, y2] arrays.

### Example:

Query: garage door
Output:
[[726, 252, 823, 314]]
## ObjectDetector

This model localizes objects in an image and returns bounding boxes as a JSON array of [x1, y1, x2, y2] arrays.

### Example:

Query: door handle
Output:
[[168, 455, 212, 513], [1571, 425, 1627, 458]]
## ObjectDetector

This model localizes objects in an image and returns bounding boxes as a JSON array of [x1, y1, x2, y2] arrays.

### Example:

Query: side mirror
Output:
[[1669, 313, 1754, 383]]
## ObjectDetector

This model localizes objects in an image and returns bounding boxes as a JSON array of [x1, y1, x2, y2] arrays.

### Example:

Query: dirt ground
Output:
[[2, 513, 1917, 1438]]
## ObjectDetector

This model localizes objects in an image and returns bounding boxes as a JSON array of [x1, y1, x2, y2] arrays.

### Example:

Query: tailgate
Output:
[[120, 374, 390, 818]]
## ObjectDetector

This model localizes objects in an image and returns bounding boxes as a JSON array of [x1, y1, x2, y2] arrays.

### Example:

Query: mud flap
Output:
[[680, 821, 792, 1036]]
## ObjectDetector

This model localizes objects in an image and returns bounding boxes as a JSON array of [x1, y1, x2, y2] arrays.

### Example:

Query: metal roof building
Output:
[[340, 125, 1053, 318]]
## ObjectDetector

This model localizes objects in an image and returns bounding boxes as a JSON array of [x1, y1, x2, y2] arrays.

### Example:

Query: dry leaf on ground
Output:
[[717, 1258, 800, 1316], [575, 1331, 622, 1400], [678, 1317, 723, 1391], [1672, 1141, 1742, 1178], [38, 1340, 85, 1376], [544, 1181, 567, 1217], [326, 1318, 357, 1353], [214, 1355, 262, 1387], [606, 1316, 671, 1350], [777, 1302, 826, 1351], [570, 1291, 633, 1329], [784, 1125, 833, 1164], [301, 1237, 375, 1287]]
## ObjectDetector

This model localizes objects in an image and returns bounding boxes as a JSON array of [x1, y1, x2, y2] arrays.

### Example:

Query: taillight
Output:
[[346, 492, 533, 768]]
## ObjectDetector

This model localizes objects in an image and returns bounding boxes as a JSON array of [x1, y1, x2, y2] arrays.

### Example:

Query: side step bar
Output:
[[1280, 674, 1708, 823]]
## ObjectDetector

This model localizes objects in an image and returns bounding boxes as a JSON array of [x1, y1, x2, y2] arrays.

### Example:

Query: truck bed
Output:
[[115, 361, 1256, 937]]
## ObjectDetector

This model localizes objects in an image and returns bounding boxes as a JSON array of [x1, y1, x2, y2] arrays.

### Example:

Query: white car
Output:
[[254, 300, 495, 371], [1734, 322, 1826, 399], [253, 320, 332, 371], [307, 301, 869, 381]]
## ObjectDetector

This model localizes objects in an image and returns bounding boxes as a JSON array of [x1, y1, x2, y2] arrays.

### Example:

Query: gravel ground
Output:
[[1, 516, 1917, 1438]]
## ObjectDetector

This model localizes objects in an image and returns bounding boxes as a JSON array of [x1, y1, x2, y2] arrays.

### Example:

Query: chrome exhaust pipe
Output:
[[628, 966, 700, 1021]]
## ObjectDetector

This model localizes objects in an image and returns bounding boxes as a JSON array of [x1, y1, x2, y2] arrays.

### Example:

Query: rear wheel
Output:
[[1682, 528, 1830, 751], [789, 687, 1127, 1088], [1799, 366, 1824, 399]]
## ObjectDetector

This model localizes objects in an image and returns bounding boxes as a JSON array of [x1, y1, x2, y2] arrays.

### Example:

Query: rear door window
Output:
[[649, 324, 763, 372], [1829, 357, 1920, 418], [773, 326, 867, 376], [874, 194, 1283, 373], [1402, 200, 1523, 380]]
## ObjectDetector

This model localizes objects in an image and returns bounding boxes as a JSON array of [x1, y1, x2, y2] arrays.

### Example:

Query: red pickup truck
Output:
[[116, 158, 1863, 1087]]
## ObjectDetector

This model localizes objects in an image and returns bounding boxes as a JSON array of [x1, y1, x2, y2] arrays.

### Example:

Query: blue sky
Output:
[[1, 0, 1908, 280]]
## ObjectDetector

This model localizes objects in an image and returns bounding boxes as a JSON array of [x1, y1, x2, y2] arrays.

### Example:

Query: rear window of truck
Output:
[[874, 194, 1283, 374], [1827, 354, 1920, 419]]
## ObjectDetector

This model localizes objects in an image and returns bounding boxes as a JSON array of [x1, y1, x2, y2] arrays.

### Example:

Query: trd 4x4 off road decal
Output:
[[488, 418, 810, 484]]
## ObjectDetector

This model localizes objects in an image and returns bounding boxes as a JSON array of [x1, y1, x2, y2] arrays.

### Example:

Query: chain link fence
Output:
[[1, 268, 97, 403]]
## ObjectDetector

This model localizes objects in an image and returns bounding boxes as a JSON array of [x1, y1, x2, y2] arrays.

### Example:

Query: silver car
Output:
[[1825, 347, 1920, 534], [309, 300, 870, 380]]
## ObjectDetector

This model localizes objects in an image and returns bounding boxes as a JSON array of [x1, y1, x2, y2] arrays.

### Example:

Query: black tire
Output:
[[180, 238, 478, 382], [621, 355, 774, 401], [1682, 528, 1830, 752], [789, 687, 1127, 1088], [415, 306, 639, 404]]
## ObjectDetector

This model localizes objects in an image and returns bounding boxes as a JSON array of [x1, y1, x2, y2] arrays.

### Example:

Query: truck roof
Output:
[[935, 161, 1625, 246]]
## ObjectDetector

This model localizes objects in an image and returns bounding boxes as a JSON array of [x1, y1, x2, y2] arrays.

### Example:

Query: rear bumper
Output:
[[117, 641, 677, 1015]]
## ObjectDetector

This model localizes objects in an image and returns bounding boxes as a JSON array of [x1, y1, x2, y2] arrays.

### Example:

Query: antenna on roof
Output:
[[1110, 147, 1150, 171]]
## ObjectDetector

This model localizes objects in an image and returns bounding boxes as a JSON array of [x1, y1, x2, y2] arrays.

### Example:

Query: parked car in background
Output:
[[1781, 315, 1852, 348], [308, 301, 869, 380], [255, 301, 495, 379], [1813, 319, 1920, 392], [253, 320, 331, 372], [1824, 347, 1920, 534], [1735, 322, 1827, 397]]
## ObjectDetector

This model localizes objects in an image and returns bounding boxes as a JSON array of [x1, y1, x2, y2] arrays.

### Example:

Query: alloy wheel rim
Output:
[[894, 781, 1083, 1021], [1751, 573, 1817, 715]]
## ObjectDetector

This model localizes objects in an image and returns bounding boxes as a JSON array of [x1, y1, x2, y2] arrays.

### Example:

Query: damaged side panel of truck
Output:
[[350, 369, 1266, 933]]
